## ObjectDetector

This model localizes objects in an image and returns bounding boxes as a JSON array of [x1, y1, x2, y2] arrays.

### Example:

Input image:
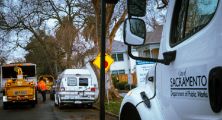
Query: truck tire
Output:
[[31, 101, 36, 108], [120, 103, 141, 120], [2, 90, 5, 95], [2, 91, 8, 110], [3, 102, 8, 110], [35, 90, 38, 104], [87, 103, 93, 108]]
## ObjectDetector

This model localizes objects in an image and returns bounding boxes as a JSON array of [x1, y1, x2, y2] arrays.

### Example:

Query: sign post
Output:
[[100, 1, 119, 119], [100, 0, 106, 119]]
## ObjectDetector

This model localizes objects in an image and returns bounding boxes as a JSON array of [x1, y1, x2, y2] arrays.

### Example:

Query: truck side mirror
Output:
[[123, 18, 146, 46], [123, 18, 176, 65], [127, 0, 147, 17]]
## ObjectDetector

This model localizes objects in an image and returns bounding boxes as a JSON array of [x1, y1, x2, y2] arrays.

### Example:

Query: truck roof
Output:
[[2, 63, 36, 67], [61, 69, 91, 75]]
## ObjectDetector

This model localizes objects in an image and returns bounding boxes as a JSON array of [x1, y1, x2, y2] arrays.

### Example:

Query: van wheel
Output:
[[87, 103, 93, 108], [54, 99, 58, 107], [58, 97, 63, 109], [3, 102, 8, 110], [58, 102, 63, 109], [54, 95, 58, 107], [54, 102, 58, 107]]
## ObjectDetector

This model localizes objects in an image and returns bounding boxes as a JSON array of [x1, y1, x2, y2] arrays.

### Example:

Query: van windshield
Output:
[[79, 78, 88, 86], [67, 77, 77, 86]]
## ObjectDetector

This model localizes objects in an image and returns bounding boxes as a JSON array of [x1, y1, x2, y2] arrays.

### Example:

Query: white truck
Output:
[[119, 0, 222, 120]]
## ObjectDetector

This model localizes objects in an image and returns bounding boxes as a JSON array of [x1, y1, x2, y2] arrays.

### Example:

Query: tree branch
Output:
[[47, 0, 62, 24], [108, 9, 127, 52]]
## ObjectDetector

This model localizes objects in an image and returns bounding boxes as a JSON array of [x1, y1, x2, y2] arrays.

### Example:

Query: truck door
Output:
[[159, 0, 222, 119]]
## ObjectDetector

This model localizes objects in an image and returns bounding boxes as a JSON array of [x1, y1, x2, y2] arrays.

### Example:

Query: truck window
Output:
[[2, 66, 36, 78], [67, 77, 77, 86], [79, 78, 88, 86], [170, 0, 218, 47]]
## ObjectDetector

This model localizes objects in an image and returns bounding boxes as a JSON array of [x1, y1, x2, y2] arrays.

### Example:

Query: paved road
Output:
[[0, 94, 118, 120]]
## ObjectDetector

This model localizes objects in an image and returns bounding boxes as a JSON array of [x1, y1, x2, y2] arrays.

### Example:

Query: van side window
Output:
[[170, 0, 218, 47], [67, 77, 77, 86], [79, 78, 88, 86]]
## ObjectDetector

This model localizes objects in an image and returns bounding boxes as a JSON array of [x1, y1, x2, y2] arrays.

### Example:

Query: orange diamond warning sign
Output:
[[93, 53, 114, 72]]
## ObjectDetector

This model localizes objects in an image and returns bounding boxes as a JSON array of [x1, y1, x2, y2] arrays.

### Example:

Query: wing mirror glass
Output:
[[127, 0, 147, 17], [123, 18, 146, 46]]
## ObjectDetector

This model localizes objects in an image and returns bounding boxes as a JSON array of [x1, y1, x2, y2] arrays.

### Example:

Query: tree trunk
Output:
[[106, 9, 127, 100], [66, 51, 72, 68], [91, 0, 127, 100], [106, 72, 121, 100]]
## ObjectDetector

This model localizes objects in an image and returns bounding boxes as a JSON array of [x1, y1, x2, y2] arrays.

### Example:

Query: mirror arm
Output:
[[157, 4, 167, 9], [162, 50, 176, 65], [162, 0, 168, 5], [128, 46, 176, 65]]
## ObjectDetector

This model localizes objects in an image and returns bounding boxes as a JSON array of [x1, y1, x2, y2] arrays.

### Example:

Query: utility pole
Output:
[[100, 0, 106, 119], [100, 1, 119, 120]]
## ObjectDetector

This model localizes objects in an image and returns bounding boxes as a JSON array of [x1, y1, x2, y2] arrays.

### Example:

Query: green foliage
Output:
[[124, 84, 136, 90], [105, 99, 122, 115], [112, 75, 133, 90], [116, 82, 128, 90], [112, 75, 119, 87], [25, 30, 65, 77]]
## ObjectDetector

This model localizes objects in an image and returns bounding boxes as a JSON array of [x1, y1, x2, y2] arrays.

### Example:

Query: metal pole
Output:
[[100, 0, 106, 120]]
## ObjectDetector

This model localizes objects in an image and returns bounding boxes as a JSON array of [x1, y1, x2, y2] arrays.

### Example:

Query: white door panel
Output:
[[158, 0, 222, 119]]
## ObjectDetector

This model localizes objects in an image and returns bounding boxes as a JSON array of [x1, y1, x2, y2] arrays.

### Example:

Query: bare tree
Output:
[[82, 0, 128, 99], [85, 0, 167, 99], [0, 0, 94, 68], [55, 16, 78, 68], [0, 0, 167, 100]]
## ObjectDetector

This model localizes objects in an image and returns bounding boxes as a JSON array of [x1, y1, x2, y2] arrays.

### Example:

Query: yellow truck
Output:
[[1, 63, 37, 110]]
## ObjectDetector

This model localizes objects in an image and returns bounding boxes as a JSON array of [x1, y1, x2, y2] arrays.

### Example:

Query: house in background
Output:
[[110, 40, 138, 85], [136, 25, 163, 58], [83, 40, 136, 76], [110, 40, 131, 75]]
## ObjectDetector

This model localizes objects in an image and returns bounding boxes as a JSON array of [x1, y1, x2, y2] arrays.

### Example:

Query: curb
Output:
[[93, 105, 119, 119]]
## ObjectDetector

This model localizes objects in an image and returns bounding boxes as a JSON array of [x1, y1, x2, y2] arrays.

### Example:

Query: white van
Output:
[[54, 69, 97, 108]]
